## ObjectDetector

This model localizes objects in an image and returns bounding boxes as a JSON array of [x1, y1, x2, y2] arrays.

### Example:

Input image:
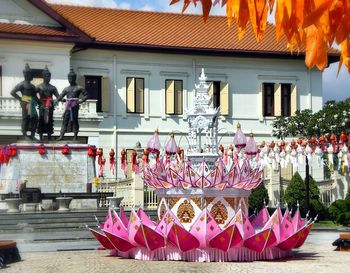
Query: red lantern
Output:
[[329, 133, 337, 144], [177, 147, 183, 161], [101, 156, 106, 165], [96, 148, 103, 157], [61, 145, 70, 155], [290, 139, 297, 149], [297, 137, 303, 146], [218, 144, 224, 153], [38, 145, 46, 155], [88, 145, 96, 157], [109, 149, 116, 175], [340, 132, 347, 143], [120, 149, 127, 175], [0, 147, 4, 164], [279, 140, 286, 151], [8, 146, 17, 157]]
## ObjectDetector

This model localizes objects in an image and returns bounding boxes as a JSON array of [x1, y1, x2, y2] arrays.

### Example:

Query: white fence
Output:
[[0, 97, 99, 118], [97, 174, 158, 210]]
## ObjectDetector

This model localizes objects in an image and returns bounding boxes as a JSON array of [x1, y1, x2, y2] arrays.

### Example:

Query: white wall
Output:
[[0, 0, 60, 26], [0, 39, 73, 97], [71, 49, 323, 178]]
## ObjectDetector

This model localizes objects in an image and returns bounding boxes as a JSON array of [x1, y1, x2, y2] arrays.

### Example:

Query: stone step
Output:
[[0, 217, 105, 225], [0, 210, 108, 220], [0, 209, 158, 233]]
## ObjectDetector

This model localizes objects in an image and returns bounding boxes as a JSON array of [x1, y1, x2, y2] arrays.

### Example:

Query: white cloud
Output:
[[47, 0, 135, 9], [140, 4, 155, 11], [118, 2, 131, 9]]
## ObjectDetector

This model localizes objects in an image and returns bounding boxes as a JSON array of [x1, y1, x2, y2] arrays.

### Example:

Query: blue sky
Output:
[[49, 0, 350, 103]]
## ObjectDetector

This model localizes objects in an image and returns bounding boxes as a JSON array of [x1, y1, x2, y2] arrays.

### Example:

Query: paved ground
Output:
[[2, 231, 350, 273]]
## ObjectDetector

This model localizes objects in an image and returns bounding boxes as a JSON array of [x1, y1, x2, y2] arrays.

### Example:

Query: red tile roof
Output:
[[0, 22, 73, 37], [49, 4, 302, 55]]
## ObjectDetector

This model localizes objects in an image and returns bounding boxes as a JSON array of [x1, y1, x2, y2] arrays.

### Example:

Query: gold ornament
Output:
[[177, 199, 195, 223]]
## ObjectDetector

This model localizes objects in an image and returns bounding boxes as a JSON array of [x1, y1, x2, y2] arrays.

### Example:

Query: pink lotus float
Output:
[[90, 205, 314, 262], [89, 69, 314, 262]]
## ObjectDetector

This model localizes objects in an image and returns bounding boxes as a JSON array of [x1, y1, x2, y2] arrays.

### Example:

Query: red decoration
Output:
[[177, 147, 183, 161], [297, 137, 303, 146], [7, 145, 17, 157], [142, 149, 149, 165], [61, 145, 70, 155], [97, 148, 105, 177], [319, 135, 327, 152], [340, 132, 347, 143], [329, 133, 337, 144], [279, 140, 286, 151], [0, 147, 5, 164], [96, 148, 103, 157], [38, 145, 46, 155], [88, 145, 97, 157], [131, 149, 139, 173], [120, 149, 127, 175], [290, 139, 297, 150], [109, 149, 116, 175]]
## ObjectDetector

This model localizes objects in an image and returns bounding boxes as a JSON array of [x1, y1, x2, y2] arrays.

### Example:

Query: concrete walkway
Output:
[[2, 231, 350, 273]]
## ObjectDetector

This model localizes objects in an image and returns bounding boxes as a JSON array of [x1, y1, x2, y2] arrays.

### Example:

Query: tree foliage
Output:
[[248, 182, 269, 214], [328, 189, 350, 226], [284, 172, 306, 212], [283, 172, 325, 218], [272, 99, 350, 139]]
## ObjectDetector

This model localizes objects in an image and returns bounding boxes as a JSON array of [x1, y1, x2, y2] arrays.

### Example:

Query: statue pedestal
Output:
[[107, 196, 123, 209], [0, 143, 96, 210], [3, 198, 21, 213], [56, 197, 72, 211]]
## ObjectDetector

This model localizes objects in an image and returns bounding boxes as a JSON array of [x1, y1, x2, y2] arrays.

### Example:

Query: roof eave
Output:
[[28, 0, 92, 43], [0, 32, 79, 43], [77, 41, 341, 63]]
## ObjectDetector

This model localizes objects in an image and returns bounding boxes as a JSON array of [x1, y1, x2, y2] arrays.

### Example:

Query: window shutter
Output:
[[127, 78, 135, 113], [291, 84, 297, 116], [0, 66, 2, 96], [258, 84, 263, 120], [274, 83, 281, 116], [77, 75, 85, 87], [175, 80, 183, 114], [135, 78, 144, 113], [101, 77, 110, 112], [220, 82, 229, 116], [208, 82, 214, 107], [166, 80, 175, 114]]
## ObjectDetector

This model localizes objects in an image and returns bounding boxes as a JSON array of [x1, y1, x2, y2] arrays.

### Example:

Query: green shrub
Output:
[[248, 182, 269, 214], [328, 199, 348, 223]]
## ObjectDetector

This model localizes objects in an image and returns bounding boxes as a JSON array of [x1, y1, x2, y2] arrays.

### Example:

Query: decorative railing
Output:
[[98, 178, 136, 209], [0, 97, 99, 118], [144, 188, 157, 209], [97, 176, 158, 210]]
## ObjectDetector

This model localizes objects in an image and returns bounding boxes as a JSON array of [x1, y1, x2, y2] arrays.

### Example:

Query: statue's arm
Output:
[[53, 87, 60, 99], [10, 83, 22, 101], [56, 89, 67, 103], [79, 86, 88, 104]]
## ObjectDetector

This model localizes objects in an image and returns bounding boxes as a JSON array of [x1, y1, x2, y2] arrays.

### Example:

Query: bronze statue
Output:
[[10, 64, 40, 140], [56, 68, 88, 141], [36, 66, 59, 141]]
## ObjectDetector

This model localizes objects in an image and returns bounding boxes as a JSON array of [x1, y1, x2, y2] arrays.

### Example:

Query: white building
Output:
[[0, 0, 339, 181]]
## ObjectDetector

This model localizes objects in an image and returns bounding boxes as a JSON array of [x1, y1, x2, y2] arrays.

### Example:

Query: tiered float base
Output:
[[109, 247, 291, 262]]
